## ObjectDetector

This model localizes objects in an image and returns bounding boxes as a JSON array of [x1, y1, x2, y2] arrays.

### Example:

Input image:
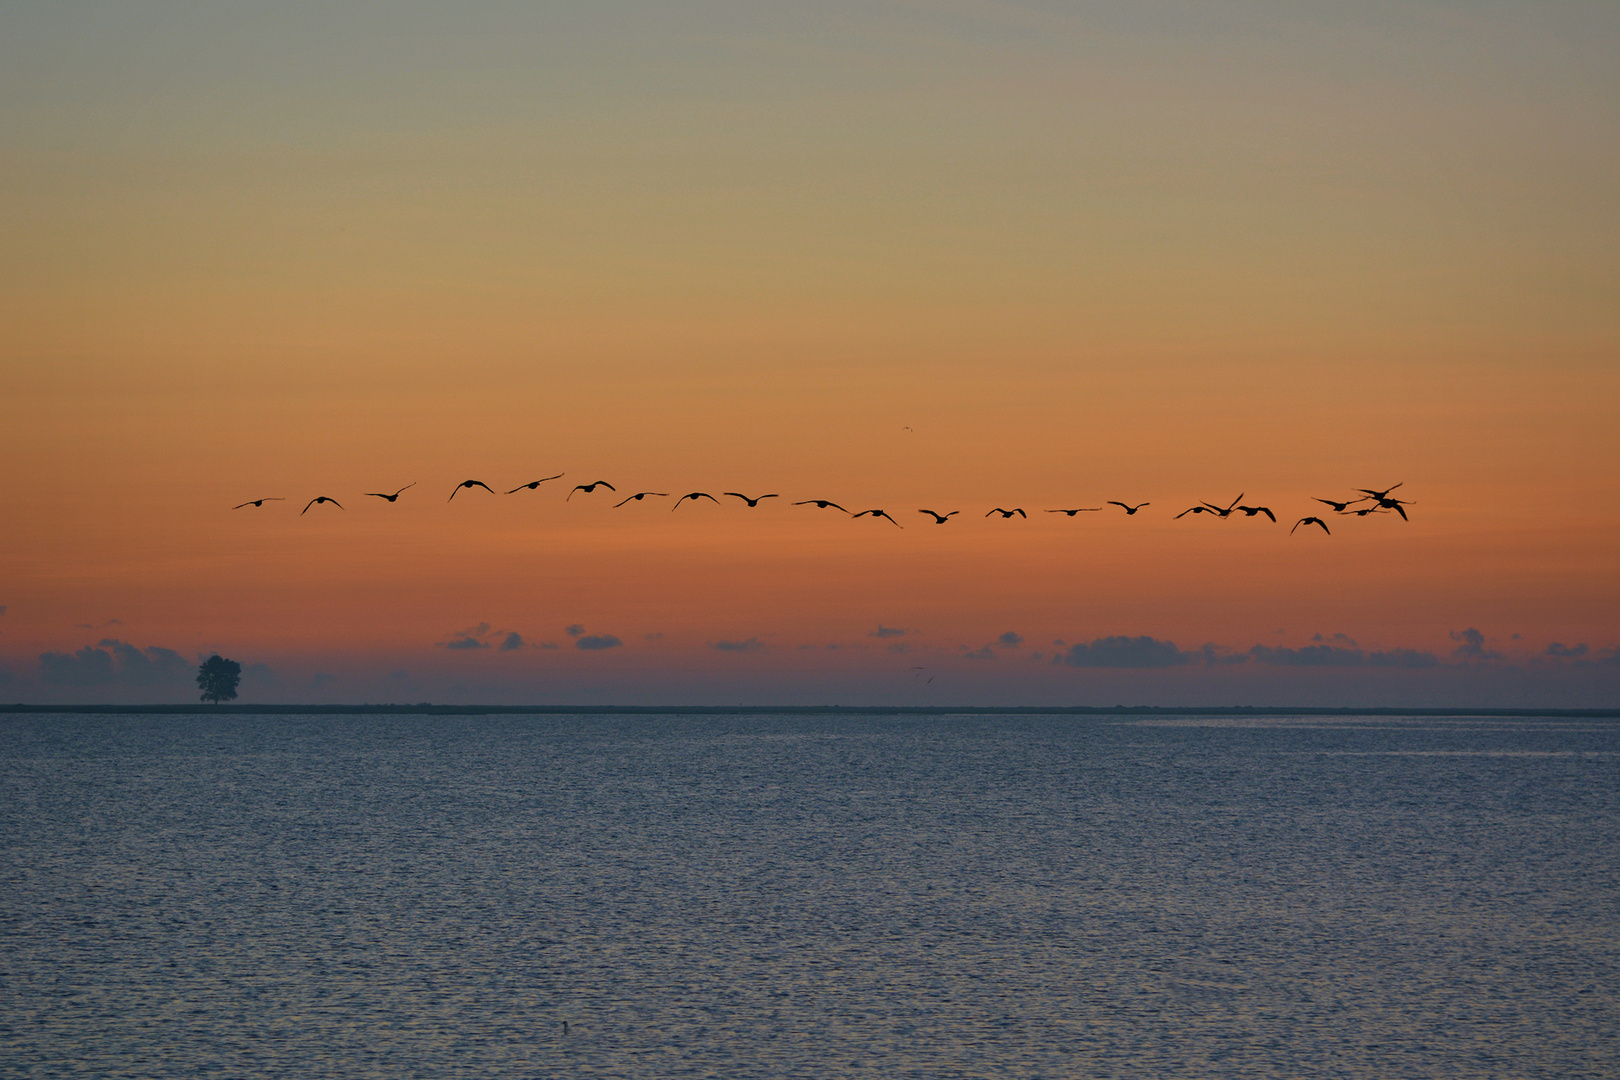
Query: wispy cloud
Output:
[[870, 626, 909, 638], [998, 632, 1023, 648], [575, 634, 622, 651], [566, 624, 586, 638], [712, 637, 764, 652], [1546, 642, 1588, 658]]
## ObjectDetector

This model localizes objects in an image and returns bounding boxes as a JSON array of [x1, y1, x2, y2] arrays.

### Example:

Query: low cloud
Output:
[[1312, 632, 1357, 647], [1199, 643, 1247, 666], [38, 639, 190, 688], [566, 624, 586, 638], [1249, 644, 1439, 668], [575, 634, 622, 651], [1450, 627, 1501, 662], [870, 626, 908, 638], [1546, 642, 1588, 658], [963, 645, 995, 660], [1060, 636, 1193, 669], [645, 632, 663, 640], [499, 632, 525, 651], [712, 637, 764, 653], [439, 622, 493, 650], [998, 632, 1023, 648]]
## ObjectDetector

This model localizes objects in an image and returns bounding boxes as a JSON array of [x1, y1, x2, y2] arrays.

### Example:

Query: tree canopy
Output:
[[197, 655, 241, 703]]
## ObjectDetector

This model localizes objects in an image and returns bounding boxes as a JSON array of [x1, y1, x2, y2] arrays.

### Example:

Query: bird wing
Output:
[[1014, 509, 1026, 517], [599, 481, 617, 491], [1259, 507, 1275, 522], [1392, 504, 1408, 520], [1175, 507, 1198, 518]]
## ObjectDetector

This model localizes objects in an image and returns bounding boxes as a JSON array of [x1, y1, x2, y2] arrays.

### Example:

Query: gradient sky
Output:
[[3, 1, 1617, 705]]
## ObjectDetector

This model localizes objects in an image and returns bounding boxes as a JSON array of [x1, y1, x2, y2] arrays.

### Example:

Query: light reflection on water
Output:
[[2, 712, 1617, 1078]]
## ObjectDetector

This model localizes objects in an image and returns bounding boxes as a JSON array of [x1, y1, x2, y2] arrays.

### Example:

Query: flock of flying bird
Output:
[[233, 479, 1414, 535]]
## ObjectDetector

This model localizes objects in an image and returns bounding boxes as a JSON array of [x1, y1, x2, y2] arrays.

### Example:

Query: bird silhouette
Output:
[[1235, 505, 1276, 522], [301, 496, 343, 514], [672, 492, 719, 510], [613, 491, 668, 507], [1108, 501, 1149, 514], [1357, 483, 1403, 501], [1048, 507, 1103, 516], [1292, 516, 1331, 535], [232, 498, 283, 509], [986, 508, 1026, 519], [1340, 506, 1390, 517], [1371, 496, 1413, 520], [366, 483, 416, 502], [448, 480, 495, 501], [1175, 505, 1216, 518], [724, 492, 779, 507], [507, 474, 564, 493], [853, 509, 903, 528], [794, 499, 850, 514], [1199, 493, 1244, 519], [1315, 497, 1363, 512], [567, 481, 616, 500], [918, 510, 958, 523]]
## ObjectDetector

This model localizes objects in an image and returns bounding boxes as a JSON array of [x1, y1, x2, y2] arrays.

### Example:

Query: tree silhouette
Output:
[[197, 655, 241, 703]]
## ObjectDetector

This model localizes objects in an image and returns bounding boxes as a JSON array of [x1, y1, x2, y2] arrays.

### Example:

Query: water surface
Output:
[[2, 712, 1616, 1077]]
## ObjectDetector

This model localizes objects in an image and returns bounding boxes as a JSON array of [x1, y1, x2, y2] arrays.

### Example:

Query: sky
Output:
[[2, 1, 1617, 706]]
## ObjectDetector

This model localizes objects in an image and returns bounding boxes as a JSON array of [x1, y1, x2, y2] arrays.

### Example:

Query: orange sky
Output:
[[2, 3, 1617, 704]]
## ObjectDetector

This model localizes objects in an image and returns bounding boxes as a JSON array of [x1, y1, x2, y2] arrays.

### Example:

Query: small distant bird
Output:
[[507, 474, 564, 493], [1108, 501, 1149, 514], [724, 492, 778, 507], [567, 481, 616, 500], [613, 491, 667, 507], [1340, 506, 1390, 517], [1292, 516, 1331, 535], [301, 496, 343, 514], [1357, 483, 1403, 501], [366, 483, 415, 502], [1372, 497, 1413, 520], [853, 509, 903, 528], [672, 492, 719, 510], [1200, 493, 1244, 519], [1315, 497, 1362, 513], [986, 508, 1026, 519], [232, 498, 283, 509], [794, 499, 849, 514], [1175, 505, 1216, 519], [1047, 507, 1103, 516], [1235, 505, 1276, 522], [448, 480, 495, 501], [918, 510, 958, 524]]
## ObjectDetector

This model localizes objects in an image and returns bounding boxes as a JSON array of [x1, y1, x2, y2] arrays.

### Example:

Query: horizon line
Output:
[[4, 704, 1617, 718]]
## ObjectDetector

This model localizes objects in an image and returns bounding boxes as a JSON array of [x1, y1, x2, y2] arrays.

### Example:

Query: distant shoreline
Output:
[[3, 704, 1617, 718]]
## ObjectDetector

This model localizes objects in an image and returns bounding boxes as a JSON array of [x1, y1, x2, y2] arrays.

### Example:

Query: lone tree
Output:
[[197, 655, 242, 703]]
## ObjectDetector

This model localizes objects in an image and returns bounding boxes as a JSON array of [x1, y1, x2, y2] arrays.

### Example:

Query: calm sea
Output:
[[2, 711, 1616, 1078]]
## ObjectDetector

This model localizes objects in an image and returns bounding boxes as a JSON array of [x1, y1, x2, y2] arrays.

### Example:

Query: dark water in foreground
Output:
[[1, 713, 1616, 1078]]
